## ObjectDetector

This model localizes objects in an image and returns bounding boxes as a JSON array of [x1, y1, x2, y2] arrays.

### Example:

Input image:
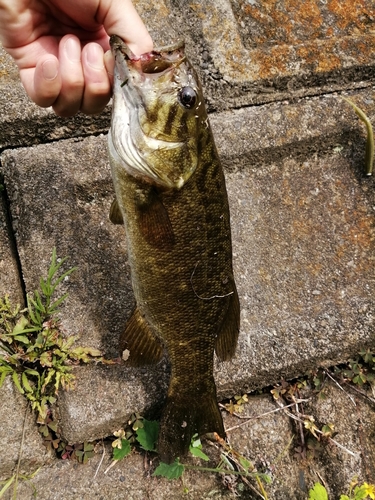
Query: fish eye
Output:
[[178, 86, 197, 109]]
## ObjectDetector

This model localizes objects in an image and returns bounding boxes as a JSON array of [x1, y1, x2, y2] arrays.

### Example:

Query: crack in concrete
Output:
[[0, 167, 26, 306]]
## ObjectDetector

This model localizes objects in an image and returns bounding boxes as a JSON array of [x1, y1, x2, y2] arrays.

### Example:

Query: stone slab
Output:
[[1, 0, 374, 148], [13, 381, 375, 499], [1, 89, 375, 444], [0, 378, 52, 480]]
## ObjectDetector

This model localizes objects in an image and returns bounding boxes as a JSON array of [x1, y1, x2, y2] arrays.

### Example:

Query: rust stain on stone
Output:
[[253, 45, 291, 79], [327, 0, 375, 31], [226, 0, 375, 81], [297, 41, 341, 73]]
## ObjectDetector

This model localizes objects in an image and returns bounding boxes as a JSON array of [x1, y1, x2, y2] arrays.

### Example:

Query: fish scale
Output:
[[108, 35, 240, 463]]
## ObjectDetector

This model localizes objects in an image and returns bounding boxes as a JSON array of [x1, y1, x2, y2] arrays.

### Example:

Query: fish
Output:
[[108, 35, 240, 463]]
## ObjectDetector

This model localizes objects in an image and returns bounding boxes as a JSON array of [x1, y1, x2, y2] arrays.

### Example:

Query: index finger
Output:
[[98, 0, 153, 55]]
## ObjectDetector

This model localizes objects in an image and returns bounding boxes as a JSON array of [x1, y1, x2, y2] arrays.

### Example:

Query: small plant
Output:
[[308, 479, 375, 500], [341, 350, 375, 386], [0, 248, 110, 422], [0, 469, 39, 499], [106, 418, 271, 498], [224, 393, 249, 414]]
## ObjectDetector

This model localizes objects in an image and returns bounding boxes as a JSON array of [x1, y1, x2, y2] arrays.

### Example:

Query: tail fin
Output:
[[157, 386, 224, 464]]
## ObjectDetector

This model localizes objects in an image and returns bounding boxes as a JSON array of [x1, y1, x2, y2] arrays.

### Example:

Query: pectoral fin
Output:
[[120, 308, 164, 366], [137, 191, 175, 250], [109, 198, 124, 225], [215, 285, 240, 361]]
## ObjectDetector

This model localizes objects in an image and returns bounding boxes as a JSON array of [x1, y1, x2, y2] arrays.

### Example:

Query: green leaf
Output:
[[11, 315, 29, 335], [308, 483, 329, 500], [0, 475, 15, 497], [189, 446, 210, 461], [113, 439, 131, 461], [339, 496, 350, 500], [48, 293, 69, 313], [238, 456, 252, 470], [13, 335, 30, 344], [136, 420, 159, 451], [153, 460, 185, 480], [0, 370, 10, 387], [22, 372, 34, 393], [11, 372, 25, 394]]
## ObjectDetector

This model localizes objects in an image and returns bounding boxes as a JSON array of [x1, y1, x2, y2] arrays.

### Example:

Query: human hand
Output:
[[0, 0, 153, 116]]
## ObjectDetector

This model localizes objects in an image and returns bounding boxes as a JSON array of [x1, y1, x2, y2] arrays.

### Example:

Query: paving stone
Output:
[[1, 90, 375, 445], [303, 382, 375, 495], [0, 378, 52, 480], [1, 0, 374, 149], [14, 382, 375, 499], [137, 0, 375, 109]]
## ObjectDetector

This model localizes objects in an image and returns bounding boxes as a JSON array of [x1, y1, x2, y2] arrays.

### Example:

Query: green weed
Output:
[[0, 248, 109, 422], [107, 418, 271, 498], [309, 479, 375, 500]]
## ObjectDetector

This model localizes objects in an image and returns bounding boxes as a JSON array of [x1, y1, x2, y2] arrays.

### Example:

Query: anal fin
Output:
[[120, 308, 164, 366], [215, 285, 240, 361]]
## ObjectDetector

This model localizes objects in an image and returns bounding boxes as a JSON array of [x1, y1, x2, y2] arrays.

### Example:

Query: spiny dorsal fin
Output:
[[120, 308, 164, 366], [109, 198, 124, 225], [137, 191, 175, 250], [215, 285, 240, 361]]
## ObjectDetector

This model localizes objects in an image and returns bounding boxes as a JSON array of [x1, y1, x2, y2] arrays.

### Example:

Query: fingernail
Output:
[[42, 59, 58, 80], [65, 37, 81, 63], [85, 44, 104, 70]]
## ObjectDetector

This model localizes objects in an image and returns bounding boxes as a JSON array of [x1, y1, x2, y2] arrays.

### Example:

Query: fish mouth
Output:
[[110, 35, 185, 77]]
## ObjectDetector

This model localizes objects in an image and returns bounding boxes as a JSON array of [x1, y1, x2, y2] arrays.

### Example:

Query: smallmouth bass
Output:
[[108, 35, 240, 463]]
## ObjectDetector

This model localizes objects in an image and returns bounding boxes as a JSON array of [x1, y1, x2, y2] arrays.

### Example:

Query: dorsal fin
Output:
[[215, 285, 240, 361]]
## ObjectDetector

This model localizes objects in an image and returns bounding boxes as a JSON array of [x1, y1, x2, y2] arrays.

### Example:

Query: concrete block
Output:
[[1, 90, 375, 444], [0, 378, 52, 480]]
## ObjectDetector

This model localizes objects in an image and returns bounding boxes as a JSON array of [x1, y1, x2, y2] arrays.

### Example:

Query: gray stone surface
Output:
[[1, 90, 375, 446], [11, 381, 375, 499], [0, 378, 52, 480], [303, 382, 375, 494], [1, 0, 374, 149]]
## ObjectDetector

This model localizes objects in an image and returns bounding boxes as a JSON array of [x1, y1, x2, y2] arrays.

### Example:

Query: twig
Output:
[[324, 370, 356, 406], [342, 97, 374, 176], [315, 470, 329, 491], [274, 400, 360, 458], [295, 402, 305, 458], [104, 460, 117, 475], [224, 400, 309, 433], [342, 380, 375, 405], [93, 439, 105, 480]]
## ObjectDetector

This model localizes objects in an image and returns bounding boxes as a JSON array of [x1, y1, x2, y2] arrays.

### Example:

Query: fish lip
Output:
[[110, 34, 185, 59]]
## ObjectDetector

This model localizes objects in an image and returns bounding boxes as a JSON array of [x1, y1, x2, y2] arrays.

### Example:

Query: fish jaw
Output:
[[109, 35, 206, 189]]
